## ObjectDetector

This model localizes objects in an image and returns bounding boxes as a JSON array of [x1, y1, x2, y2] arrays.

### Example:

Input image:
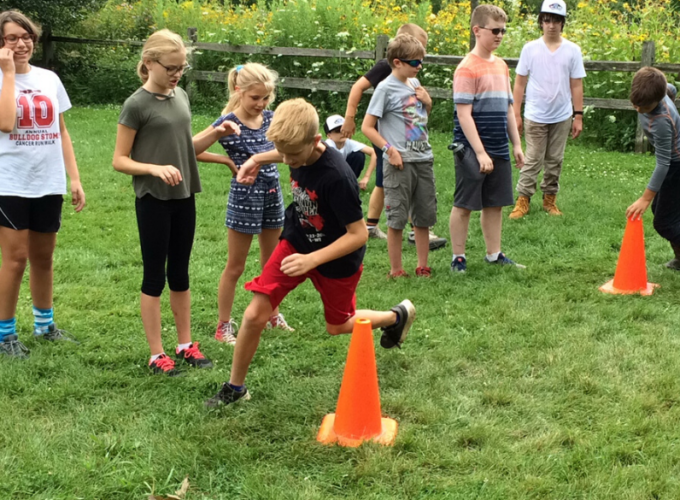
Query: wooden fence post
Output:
[[375, 34, 389, 62], [469, 0, 478, 51], [40, 26, 55, 69], [186, 27, 198, 101], [635, 40, 655, 153]]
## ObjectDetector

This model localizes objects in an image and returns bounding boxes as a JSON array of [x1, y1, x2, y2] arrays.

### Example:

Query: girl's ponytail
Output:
[[222, 66, 241, 115]]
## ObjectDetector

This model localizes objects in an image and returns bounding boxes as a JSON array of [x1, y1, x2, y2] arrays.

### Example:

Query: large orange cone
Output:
[[600, 217, 658, 295], [316, 318, 398, 447]]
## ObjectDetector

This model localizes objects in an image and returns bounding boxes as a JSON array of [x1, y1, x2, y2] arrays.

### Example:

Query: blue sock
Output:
[[228, 383, 245, 393], [33, 306, 54, 335], [0, 318, 16, 341]]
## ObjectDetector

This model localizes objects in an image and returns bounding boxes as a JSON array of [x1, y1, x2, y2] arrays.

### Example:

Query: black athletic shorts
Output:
[[0, 195, 63, 232]]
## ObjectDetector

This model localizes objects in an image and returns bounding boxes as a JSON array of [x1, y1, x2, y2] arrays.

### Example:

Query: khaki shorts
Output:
[[383, 159, 437, 230]]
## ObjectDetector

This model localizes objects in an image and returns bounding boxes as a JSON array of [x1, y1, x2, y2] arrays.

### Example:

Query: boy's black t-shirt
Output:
[[364, 59, 391, 88], [281, 145, 366, 279]]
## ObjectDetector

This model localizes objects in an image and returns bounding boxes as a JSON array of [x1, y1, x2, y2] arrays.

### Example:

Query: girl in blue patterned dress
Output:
[[196, 63, 293, 344]]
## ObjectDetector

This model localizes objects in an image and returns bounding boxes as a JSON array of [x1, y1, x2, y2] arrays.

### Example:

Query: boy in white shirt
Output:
[[324, 115, 376, 190], [509, 0, 586, 219]]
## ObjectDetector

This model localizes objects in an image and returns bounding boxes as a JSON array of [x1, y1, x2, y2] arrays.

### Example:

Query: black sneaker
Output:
[[176, 342, 213, 368], [380, 299, 416, 349], [205, 382, 251, 408], [665, 258, 680, 270], [408, 230, 447, 251], [36, 323, 79, 343], [0, 334, 30, 359], [149, 353, 182, 377]]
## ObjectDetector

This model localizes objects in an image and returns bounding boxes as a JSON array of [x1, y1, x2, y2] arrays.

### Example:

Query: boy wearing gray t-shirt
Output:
[[626, 67, 680, 270], [362, 34, 437, 278]]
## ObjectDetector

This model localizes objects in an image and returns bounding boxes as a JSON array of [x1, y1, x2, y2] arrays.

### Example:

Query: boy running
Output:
[[206, 99, 415, 407]]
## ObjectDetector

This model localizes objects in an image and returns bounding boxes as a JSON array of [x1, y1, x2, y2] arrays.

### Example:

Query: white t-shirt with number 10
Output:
[[0, 66, 72, 197]]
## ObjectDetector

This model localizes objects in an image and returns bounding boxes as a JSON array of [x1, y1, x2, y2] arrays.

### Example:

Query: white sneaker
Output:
[[215, 319, 238, 345], [266, 313, 295, 332], [368, 225, 388, 240]]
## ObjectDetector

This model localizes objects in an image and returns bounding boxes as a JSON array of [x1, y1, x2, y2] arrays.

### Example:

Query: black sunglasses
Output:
[[398, 59, 423, 68], [479, 27, 507, 35]]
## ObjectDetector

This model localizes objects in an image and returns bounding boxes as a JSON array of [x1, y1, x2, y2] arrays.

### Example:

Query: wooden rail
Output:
[[45, 32, 680, 152]]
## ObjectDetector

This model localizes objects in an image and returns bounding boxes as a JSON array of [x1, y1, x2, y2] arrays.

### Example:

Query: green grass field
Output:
[[2, 106, 680, 500]]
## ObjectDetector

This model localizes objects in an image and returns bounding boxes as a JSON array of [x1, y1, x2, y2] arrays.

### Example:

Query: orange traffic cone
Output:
[[316, 318, 398, 447], [600, 217, 658, 295]]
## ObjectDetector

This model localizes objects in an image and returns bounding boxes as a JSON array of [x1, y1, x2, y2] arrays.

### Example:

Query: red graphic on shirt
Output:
[[291, 180, 325, 231], [16, 92, 55, 129]]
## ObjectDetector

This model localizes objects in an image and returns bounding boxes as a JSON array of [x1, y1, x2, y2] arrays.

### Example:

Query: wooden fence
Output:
[[45, 29, 680, 152]]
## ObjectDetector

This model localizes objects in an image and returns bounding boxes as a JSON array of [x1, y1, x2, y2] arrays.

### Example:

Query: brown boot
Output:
[[543, 194, 563, 216], [509, 195, 530, 219]]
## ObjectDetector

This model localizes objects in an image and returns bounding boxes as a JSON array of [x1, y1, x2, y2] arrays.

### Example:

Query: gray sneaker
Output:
[[408, 230, 447, 250], [0, 334, 30, 359], [368, 225, 387, 240], [36, 323, 79, 343]]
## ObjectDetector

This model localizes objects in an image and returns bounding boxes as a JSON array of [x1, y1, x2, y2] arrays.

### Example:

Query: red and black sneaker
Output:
[[149, 353, 182, 377], [176, 342, 213, 369]]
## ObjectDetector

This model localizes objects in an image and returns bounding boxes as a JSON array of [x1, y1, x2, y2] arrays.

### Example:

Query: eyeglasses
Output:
[[155, 61, 191, 76], [3, 33, 37, 45], [398, 59, 423, 68], [479, 27, 507, 36]]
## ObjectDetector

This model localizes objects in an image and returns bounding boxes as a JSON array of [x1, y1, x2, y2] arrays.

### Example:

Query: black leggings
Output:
[[135, 194, 196, 297], [652, 163, 680, 246]]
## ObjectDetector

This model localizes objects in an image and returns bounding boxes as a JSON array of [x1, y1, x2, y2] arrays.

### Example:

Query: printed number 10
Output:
[[17, 94, 54, 129]]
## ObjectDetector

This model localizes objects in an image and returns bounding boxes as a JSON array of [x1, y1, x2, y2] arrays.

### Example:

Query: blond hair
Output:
[[222, 62, 278, 115], [471, 4, 507, 29], [396, 23, 428, 45], [0, 10, 40, 48], [137, 29, 185, 83], [386, 34, 426, 68], [267, 99, 319, 148]]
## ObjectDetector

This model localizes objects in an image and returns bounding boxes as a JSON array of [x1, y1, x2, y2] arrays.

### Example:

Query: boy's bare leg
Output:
[[413, 226, 429, 268], [229, 292, 273, 386], [480, 206, 502, 255], [387, 227, 404, 274], [367, 187, 384, 222], [327, 310, 397, 335], [449, 206, 472, 255]]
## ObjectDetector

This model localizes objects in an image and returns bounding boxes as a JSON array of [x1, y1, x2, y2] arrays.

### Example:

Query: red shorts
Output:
[[245, 239, 362, 326]]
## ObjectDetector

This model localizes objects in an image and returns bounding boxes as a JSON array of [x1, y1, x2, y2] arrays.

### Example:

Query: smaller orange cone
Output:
[[600, 217, 658, 295], [317, 318, 398, 447]]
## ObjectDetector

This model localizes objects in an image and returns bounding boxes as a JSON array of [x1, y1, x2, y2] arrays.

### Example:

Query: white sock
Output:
[[177, 342, 192, 352], [150, 352, 165, 362], [486, 251, 501, 261], [452, 254, 466, 261]]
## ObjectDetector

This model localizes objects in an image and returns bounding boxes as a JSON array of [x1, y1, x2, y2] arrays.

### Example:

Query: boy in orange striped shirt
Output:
[[449, 4, 525, 273]]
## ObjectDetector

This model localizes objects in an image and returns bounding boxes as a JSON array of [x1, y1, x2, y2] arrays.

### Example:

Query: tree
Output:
[[0, 0, 106, 33]]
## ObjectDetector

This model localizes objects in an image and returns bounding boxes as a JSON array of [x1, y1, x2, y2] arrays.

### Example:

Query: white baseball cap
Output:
[[540, 0, 567, 17], [324, 114, 345, 134]]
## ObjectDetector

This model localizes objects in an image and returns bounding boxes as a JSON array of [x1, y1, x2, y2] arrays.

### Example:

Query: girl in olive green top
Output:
[[112, 29, 238, 376]]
